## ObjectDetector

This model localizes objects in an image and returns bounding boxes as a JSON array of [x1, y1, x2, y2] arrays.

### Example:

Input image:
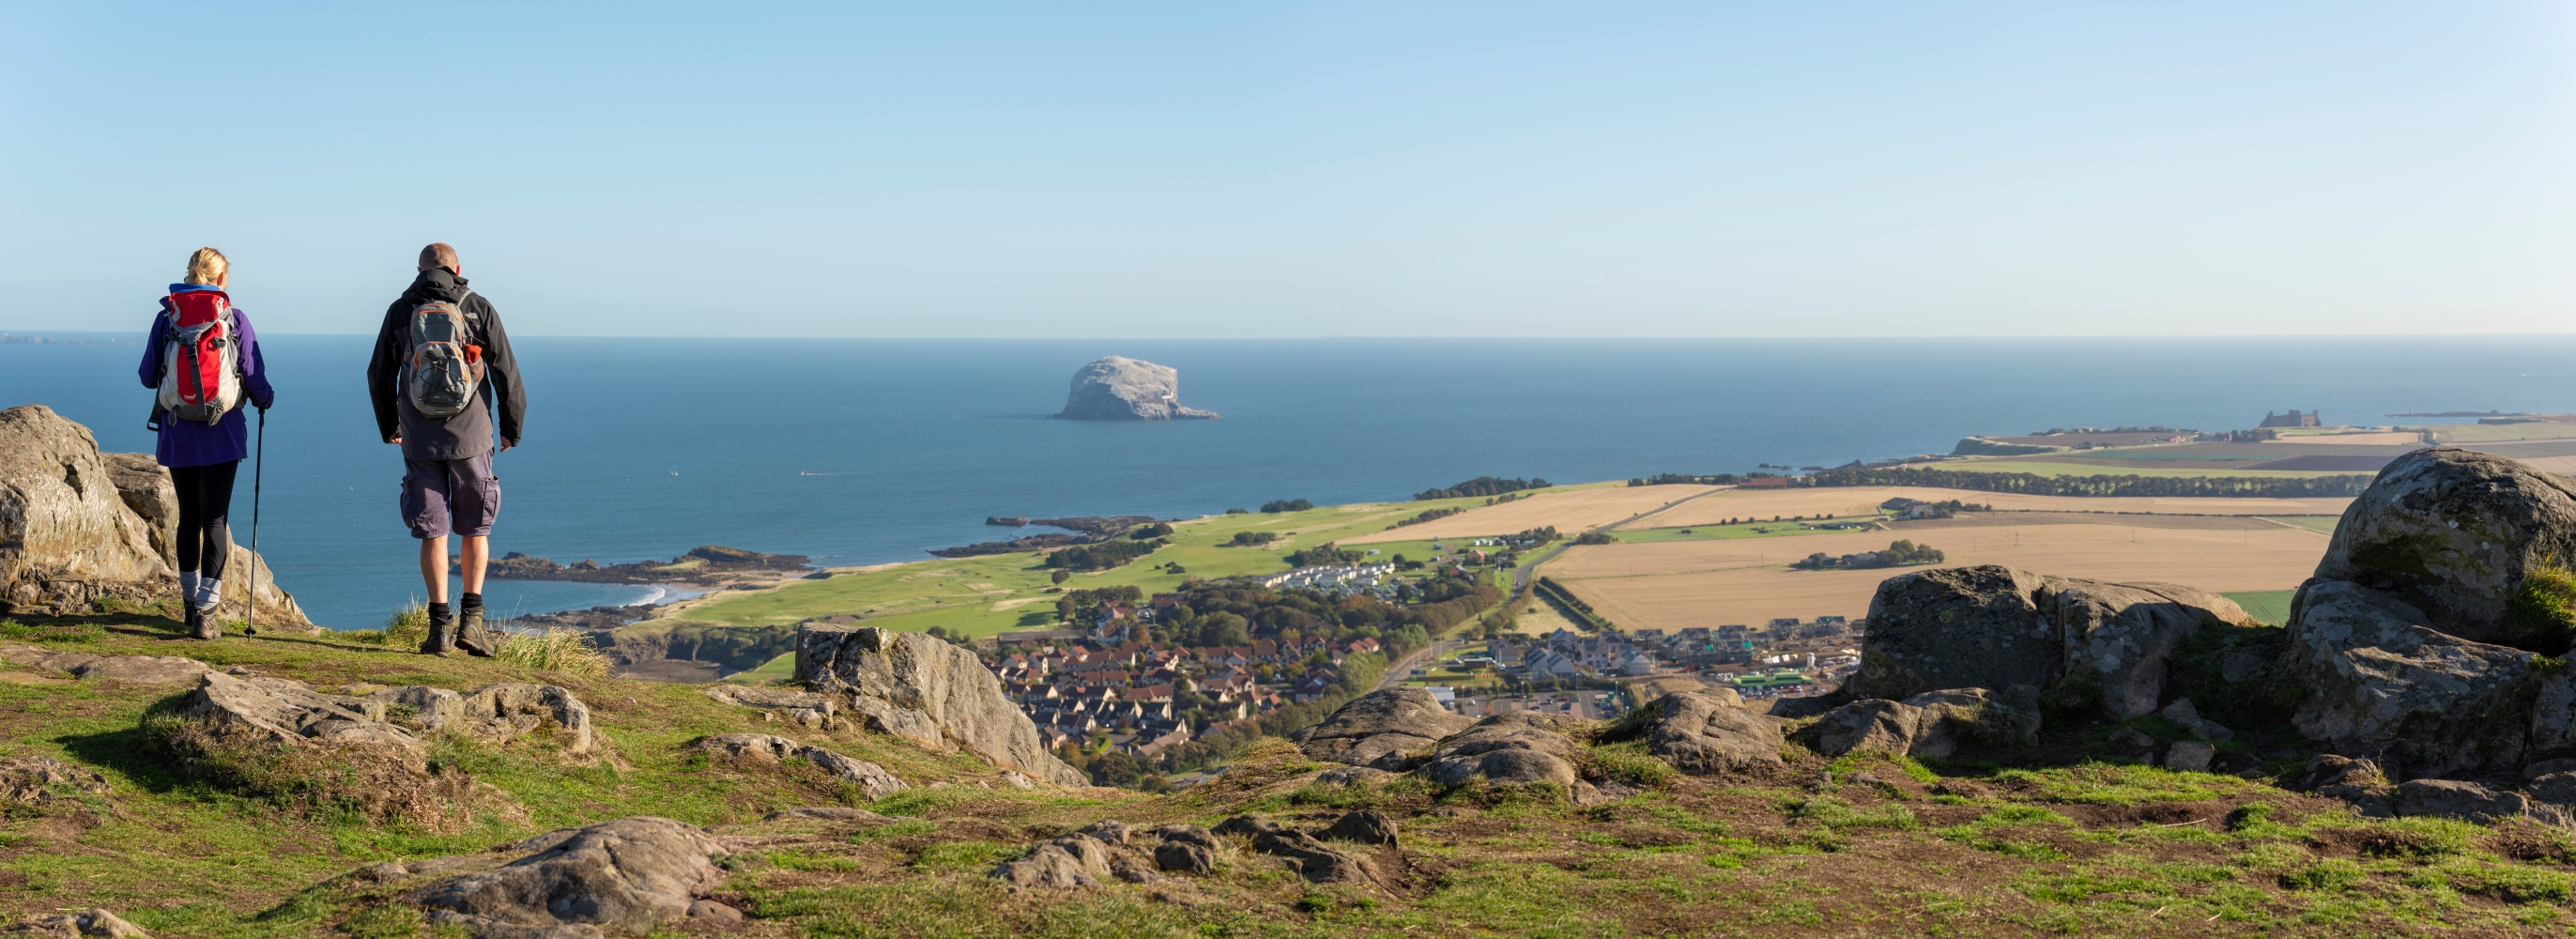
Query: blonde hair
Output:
[[182, 247, 229, 285]]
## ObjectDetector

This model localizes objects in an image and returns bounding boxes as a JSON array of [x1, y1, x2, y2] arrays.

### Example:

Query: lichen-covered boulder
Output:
[[795, 625, 1083, 785], [410, 817, 731, 936], [2044, 579, 2255, 718], [1623, 687, 1784, 775], [0, 406, 167, 612], [688, 733, 906, 800], [1419, 711, 1589, 791], [2281, 578, 2538, 777], [1290, 686, 1474, 770], [1850, 566, 2057, 703], [2315, 448, 2576, 653], [1807, 688, 2037, 760]]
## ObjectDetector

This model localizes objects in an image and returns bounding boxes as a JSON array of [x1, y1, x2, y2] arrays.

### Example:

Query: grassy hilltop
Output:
[[9, 604, 2576, 937]]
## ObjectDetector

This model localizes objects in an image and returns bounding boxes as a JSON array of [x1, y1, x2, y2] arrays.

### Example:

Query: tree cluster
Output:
[[1414, 476, 1551, 500], [1043, 538, 1166, 571], [1229, 531, 1280, 546], [1284, 541, 1364, 567], [1259, 499, 1314, 514]]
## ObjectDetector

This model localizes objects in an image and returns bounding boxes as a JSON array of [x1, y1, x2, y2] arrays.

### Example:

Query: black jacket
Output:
[[367, 268, 525, 459]]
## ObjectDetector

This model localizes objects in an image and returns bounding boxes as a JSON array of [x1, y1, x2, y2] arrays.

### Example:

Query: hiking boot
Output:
[[187, 604, 221, 641], [420, 617, 455, 656], [455, 608, 497, 658]]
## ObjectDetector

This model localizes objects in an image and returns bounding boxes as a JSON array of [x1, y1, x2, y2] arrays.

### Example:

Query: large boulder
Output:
[[2314, 447, 2576, 653], [410, 818, 731, 937], [1807, 688, 2039, 760], [1622, 687, 1785, 775], [1851, 565, 2252, 719], [1289, 687, 1475, 770], [0, 405, 309, 626], [1051, 356, 1219, 421], [0, 406, 167, 613], [0, 643, 213, 685], [2281, 577, 2540, 777], [1418, 711, 1609, 801], [794, 625, 1084, 785]]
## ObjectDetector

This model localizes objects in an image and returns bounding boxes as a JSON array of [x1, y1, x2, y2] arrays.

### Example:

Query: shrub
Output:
[[2505, 563, 2576, 654], [496, 626, 611, 678], [1230, 531, 1280, 546], [1260, 499, 1313, 514]]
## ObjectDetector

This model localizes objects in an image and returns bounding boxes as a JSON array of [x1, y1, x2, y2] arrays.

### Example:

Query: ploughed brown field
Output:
[[1549, 520, 2327, 632], [1637, 485, 2353, 527], [1341, 484, 1721, 544]]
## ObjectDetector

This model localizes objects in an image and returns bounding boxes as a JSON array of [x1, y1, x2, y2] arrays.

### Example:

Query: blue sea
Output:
[[9, 333, 2576, 629]]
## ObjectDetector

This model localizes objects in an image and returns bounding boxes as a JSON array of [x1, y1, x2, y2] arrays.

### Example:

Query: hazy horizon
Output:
[[7, 3, 2569, 339]]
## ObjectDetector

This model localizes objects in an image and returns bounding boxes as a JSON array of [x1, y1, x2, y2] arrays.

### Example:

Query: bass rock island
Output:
[[1053, 355, 1219, 421]]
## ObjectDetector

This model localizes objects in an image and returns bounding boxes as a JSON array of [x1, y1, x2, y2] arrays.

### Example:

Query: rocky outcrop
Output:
[[1290, 687, 1475, 770], [0, 643, 213, 685], [690, 733, 907, 800], [1417, 711, 1624, 803], [1618, 687, 1784, 776], [1052, 357, 1218, 421], [410, 817, 732, 937], [700, 684, 837, 729], [174, 672, 595, 755], [1807, 688, 2039, 760], [5, 909, 148, 939], [1852, 565, 2252, 719], [2281, 577, 2542, 777], [2313, 447, 2576, 652], [1212, 815, 1378, 885], [794, 625, 1084, 785], [0, 755, 111, 806], [0, 405, 309, 626]]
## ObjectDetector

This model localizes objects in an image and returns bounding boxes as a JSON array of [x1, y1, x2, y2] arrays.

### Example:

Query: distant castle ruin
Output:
[[2259, 409, 2322, 428]]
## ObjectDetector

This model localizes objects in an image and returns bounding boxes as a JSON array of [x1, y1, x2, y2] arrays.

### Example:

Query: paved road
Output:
[[1373, 637, 1464, 692]]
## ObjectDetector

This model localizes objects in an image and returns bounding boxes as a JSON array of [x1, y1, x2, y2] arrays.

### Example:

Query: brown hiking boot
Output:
[[455, 608, 497, 658], [187, 604, 220, 640], [420, 617, 455, 656]]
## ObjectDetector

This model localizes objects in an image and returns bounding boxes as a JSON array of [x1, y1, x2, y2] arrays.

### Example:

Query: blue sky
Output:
[[4, 3, 2569, 337]]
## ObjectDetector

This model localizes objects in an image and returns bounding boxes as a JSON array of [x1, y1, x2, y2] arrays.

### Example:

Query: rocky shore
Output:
[[469, 545, 809, 585]]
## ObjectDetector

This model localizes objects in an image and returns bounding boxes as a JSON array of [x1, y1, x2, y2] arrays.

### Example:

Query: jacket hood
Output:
[[402, 267, 473, 304]]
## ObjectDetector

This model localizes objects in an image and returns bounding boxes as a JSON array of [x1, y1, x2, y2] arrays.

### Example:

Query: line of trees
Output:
[[1396, 507, 1462, 527], [1628, 472, 1783, 486], [1415, 476, 1551, 500], [1534, 577, 1612, 631], [1044, 538, 1166, 571], [1285, 542, 1364, 566], [1260, 499, 1314, 514]]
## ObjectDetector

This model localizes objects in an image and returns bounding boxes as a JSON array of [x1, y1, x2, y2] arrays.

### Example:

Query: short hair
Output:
[[182, 247, 229, 285], [419, 242, 460, 271]]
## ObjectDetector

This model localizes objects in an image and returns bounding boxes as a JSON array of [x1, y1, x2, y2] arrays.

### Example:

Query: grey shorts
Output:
[[402, 451, 500, 539]]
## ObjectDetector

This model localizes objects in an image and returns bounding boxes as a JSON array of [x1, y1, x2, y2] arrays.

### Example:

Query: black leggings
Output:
[[171, 461, 238, 578]]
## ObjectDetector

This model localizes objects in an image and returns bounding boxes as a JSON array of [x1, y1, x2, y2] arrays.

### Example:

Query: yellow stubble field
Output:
[[1547, 522, 2329, 632], [1637, 485, 2352, 527], [1341, 484, 1722, 545]]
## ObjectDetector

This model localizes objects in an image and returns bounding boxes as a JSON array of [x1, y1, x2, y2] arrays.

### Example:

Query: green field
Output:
[[2223, 590, 2298, 625], [2261, 516, 2341, 534], [664, 493, 1505, 639]]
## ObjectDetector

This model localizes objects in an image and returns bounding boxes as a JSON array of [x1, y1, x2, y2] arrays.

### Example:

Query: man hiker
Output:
[[368, 242, 525, 656]]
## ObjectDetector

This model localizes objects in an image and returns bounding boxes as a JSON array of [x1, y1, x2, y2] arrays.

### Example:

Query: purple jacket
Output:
[[138, 284, 276, 469]]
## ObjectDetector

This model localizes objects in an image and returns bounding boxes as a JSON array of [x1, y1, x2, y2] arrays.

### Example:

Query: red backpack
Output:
[[155, 290, 245, 424]]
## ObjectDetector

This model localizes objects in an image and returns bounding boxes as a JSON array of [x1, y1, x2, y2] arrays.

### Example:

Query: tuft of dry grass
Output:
[[495, 625, 611, 678]]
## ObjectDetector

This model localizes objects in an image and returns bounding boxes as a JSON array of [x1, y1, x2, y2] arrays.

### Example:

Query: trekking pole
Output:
[[249, 408, 264, 636]]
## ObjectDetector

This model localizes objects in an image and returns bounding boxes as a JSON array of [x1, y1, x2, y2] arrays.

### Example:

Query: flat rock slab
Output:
[[692, 733, 908, 800], [411, 817, 733, 937], [1631, 687, 1784, 776], [4, 908, 148, 939], [0, 644, 210, 685], [0, 755, 111, 806]]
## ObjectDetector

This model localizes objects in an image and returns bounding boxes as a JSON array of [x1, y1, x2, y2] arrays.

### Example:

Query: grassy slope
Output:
[[2225, 591, 2300, 626], [9, 605, 2576, 937]]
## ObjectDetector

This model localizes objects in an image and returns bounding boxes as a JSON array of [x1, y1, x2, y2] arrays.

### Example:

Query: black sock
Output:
[[462, 593, 483, 611], [429, 601, 452, 622]]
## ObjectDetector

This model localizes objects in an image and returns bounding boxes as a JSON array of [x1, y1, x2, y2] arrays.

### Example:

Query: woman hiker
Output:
[[137, 247, 275, 639]]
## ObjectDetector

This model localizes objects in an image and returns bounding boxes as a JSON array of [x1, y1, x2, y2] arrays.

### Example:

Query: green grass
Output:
[[2223, 591, 2299, 626]]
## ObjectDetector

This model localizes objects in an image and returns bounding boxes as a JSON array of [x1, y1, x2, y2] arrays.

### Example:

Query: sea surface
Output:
[[8, 334, 2576, 629]]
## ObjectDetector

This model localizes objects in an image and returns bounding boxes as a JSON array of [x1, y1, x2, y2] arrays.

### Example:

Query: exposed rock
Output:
[[2105, 727, 2156, 760], [2294, 754, 2398, 817], [2528, 758, 2576, 780], [1322, 810, 1398, 847], [411, 817, 730, 937], [1419, 711, 1591, 794], [2219, 652, 2269, 685], [1808, 688, 2038, 760], [1077, 820, 1134, 847], [794, 625, 1084, 785], [688, 734, 906, 800], [0, 644, 211, 685], [1153, 824, 1221, 875], [0, 754, 111, 805], [2531, 772, 2576, 806], [5, 908, 148, 939], [99, 453, 177, 568], [1625, 687, 1785, 776], [2045, 579, 2255, 718], [2314, 447, 2576, 652], [460, 684, 594, 754], [2397, 778, 2527, 823], [1053, 356, 1218, 421], [683, 901, 743, 929], [990, 834, 1114, 889], [1212, 816, 1374, 885], [997, 770, 1035, 789], [2158, 698, 2234, 742], [1290, 687, 1474, 770], [179, 671, 421, 749], [1314, 765, 1401, 787], [2163, 741, 2216, 773], [700, 685, 836, 730], [2280, 578, 2538, 777]]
